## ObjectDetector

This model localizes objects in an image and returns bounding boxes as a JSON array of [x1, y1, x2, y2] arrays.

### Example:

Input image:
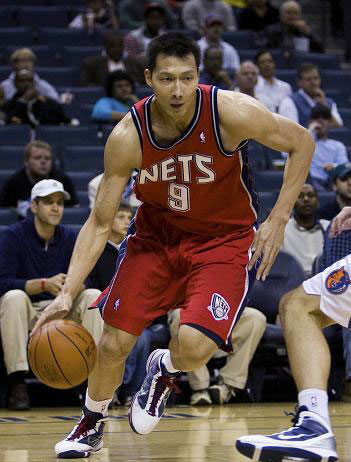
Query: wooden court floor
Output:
[[0, 402, 350, 462]]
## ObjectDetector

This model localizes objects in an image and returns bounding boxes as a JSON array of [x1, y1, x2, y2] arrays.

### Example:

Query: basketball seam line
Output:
[[47, 327, 73, 387], [54, 326, 90, 377], [33, 328, 44, 383]]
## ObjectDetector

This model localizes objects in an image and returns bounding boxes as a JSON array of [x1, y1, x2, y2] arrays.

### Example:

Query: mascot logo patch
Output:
[[325, 266, 350, 295], [208, 293, 230, 320]]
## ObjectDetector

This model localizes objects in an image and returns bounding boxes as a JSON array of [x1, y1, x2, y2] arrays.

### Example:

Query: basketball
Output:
[[28, 319, 97, 389]]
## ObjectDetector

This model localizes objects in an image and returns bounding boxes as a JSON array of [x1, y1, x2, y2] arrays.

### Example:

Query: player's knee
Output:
[[98, 326, 136, 362], [177, 328, 217, 370], [279, 286, 304, 323]]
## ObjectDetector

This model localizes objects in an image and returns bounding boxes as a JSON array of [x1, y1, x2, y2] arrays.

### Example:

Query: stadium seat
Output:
[[57, 86, 104, 105], [0, 171, 13, 190], [64, 103, 94, 125], [317, 190, 336, 209], [222, 30, 255, 49], [0, 7, 15, 26], [77, 190, 89, 207], [239, 49, 286, 68], [0, 145, 25, 170], [325, 89, 348, 107], [275, 69, 297, 88], [329, 127, 350, 145], [254, 170, 284, 192], [0, 65, 12, 81], [67, 171, 97, 190], [35, 66, 79, 86], [16, 7, 69, 28], [339, 109, 351, 128], [0, 208, 18, 226], [38, 27, 91, 47], [61, 46, 102, 67], [3, 45, 59, 67], [36, 125, 100, 146], [312, 253, 324, 275], [291, 52, 340, 70], [0, 125, 31, 145], [61, 207, 90, 225], [258, 191, 279, 221], [0, 27, 34, 46], [321, 70, 351, 93], [62, 145, 104, 171]]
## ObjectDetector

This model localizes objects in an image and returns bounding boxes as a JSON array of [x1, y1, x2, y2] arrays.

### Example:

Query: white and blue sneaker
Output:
[[236, 406, 338, 462], [55, 406, 107, 458], [129, 349, 179, 435]]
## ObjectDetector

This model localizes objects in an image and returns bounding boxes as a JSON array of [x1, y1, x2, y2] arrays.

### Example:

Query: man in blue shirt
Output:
[[0, 180, 102, 410]]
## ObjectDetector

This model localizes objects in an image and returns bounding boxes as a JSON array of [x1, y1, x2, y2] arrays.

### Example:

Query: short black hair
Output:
[[254, 49, 272, 64], [298, 62, 319, 79], [105, 70, 135, 97], [310, 103, 332, 120], [146, 32, 200, 73]]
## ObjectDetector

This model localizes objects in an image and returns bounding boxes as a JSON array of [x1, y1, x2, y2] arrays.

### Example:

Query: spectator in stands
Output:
[[0, 179, 102, 410], [238, 0, 279, 32], [69, 0, 119, 31], [235, 60, 275, 111], [3, 70, 70, 128], [0, 48, 59, 102], [0, 86, 6, 125], [342, 0, 351, 61], [262, 0, 324, 54], [198, 15, 240, 73], [279, 62, 343, 128], [125, 3, 166, 60], [254, 49, 292, 112], [80, 32, 144, 86], [91, 71, 138, 123], [0, 140, 78, 218], [168, 306, 266, 404], [308, 104, 348, 191], [199, 46, 234, 89], [318, 163, 351, 221], [119, 0, 176, 29], [281, 183, 329, 279], [182, 0, 236, 33]]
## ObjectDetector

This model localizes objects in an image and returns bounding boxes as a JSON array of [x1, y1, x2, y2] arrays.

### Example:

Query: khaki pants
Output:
[[168, 307, 266, 390], [0, 289, 103, 375]]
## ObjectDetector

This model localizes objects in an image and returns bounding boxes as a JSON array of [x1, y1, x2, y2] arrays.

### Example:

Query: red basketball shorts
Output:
[[94, 213, 257, 347]]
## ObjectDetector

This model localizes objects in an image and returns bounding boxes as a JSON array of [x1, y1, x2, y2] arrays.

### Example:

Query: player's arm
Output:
[[330, 207, 351, 237], [31, 115, 141, 332], [219, 91, 315, 280]]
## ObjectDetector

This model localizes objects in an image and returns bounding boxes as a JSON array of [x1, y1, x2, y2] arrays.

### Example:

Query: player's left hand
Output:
[[248, 218, 286, 281], [330, 206, 351, 237]]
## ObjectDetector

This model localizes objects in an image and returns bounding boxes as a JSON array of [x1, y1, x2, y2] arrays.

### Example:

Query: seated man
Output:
[[236, 206, 351, 462], [0, 180, 102, 410], [168, 306, 266, 404]]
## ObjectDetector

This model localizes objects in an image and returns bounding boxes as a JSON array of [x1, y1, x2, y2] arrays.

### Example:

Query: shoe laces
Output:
[[284, 405, 308, 426], [148, 376, 180, 417], [69, 413, 105, 440]]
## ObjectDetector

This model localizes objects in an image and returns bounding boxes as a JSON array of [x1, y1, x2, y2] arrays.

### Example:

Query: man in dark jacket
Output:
[[0, 140, 78, 218]]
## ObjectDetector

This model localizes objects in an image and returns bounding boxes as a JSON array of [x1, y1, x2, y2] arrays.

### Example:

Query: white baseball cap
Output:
[[31, 179, 71, 201]]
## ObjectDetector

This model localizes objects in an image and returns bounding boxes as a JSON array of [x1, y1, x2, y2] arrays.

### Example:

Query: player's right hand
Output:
[[30, 291, 73, 337], [330, 206, 351, 237]]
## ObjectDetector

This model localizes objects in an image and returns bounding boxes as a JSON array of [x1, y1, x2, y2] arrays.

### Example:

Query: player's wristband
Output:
[[41, 278, 46, 292]]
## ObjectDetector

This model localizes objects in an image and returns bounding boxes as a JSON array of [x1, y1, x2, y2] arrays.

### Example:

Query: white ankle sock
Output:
[[85, 390, 111, 416], [161, 351, 180, 374], [298, 388, 330, 426]]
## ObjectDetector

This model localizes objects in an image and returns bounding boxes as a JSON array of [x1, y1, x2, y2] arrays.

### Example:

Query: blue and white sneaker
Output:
[[236, 406, 338, 462], [129, 349, 179, 435], [55, 406, 107, 459]]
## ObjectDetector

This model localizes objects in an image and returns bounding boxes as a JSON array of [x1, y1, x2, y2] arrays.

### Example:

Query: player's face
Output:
[[294, 184, 318, 217], [111, 210, 132, 242], [257, 52, 275, 79], [145, 53, 199, 117], [335, 175, 351, 200], [298, 69, 321, 97], [26, 147, 52, 177], [31, 192, 64, 227]]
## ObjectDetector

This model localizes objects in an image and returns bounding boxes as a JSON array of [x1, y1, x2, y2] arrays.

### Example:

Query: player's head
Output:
[[10, 47, 36, 72], [309, 103, 332, 139], [297, 62, 321, 97], [104, 32, 124, 62], [294, 183, 319, 220], [255, 50, 275, 80], [24, 140, 52, 178], [30, 179, 70, 227], [110, 202, 133, 244], [105, 70, 135, 103], [144, 33, 200, 116], [332, 162, 351, 201]]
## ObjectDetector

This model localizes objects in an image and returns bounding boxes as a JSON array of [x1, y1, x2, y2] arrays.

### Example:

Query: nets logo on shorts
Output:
[[325, 266, 350, 295], [208, 293, 230, 321]]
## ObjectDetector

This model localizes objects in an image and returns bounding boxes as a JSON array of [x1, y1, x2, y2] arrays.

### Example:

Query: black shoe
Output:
[[8, 383, 30, 410]]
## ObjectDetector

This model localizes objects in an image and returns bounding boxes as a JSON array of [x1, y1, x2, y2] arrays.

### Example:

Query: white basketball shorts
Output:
[[303, 254, 351, 328]]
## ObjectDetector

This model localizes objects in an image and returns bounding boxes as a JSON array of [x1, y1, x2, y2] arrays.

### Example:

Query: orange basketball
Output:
[[28, 319, 97, 389]]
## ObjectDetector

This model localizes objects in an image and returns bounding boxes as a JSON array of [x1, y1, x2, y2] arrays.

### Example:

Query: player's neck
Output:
[[152, 97, 196, 133]]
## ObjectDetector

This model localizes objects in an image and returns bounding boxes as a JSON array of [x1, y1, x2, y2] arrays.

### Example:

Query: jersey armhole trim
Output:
[[130, 106, 143, 155], [210, 86, 249, 157]]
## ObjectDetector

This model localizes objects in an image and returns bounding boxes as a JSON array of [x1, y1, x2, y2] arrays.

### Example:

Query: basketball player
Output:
[[236, 207, 351, 462], [31, 33, 314, 458]]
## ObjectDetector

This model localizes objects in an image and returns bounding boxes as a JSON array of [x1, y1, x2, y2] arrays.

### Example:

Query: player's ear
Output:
[[144, 69, 152, 87]]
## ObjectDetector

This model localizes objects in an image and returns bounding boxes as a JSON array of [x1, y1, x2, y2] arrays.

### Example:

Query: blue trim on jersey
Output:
[[210, 86, 248, 157], [131, 106, 143, 153], [240, 145, 260, 217], [144, 87, 202, 150]]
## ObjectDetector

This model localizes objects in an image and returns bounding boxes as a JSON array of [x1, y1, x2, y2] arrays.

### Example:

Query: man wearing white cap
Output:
[[0, 179, 102, 411]]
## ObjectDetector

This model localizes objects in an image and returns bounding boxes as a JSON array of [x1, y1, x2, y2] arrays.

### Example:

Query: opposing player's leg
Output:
[[55, 324, 137, 459], [236, 285, 338, 462]]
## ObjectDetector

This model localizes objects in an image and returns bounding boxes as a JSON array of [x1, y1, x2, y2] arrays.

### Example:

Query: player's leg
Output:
[[236, 286, 337, 462], [55, 323, 137, 458]]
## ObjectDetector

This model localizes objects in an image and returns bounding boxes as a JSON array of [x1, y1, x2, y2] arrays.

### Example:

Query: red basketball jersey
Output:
[[131, 84, 258, 236]]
